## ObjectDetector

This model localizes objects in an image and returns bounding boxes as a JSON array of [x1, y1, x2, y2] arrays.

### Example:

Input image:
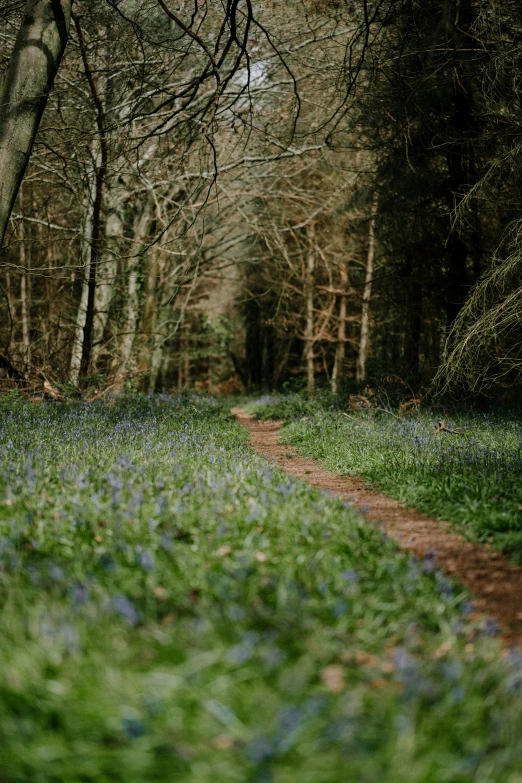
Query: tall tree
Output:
[[0, 0, 72, 247]]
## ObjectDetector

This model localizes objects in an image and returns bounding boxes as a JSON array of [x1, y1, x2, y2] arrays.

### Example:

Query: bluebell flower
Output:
[[483, 618, 499, 637], [122, 717, 146, 739], [332, 600, 348, 617], [60, 623, 79, 650], [99, 553, 116, 572], [161, 533, 173, 551], [247, 737, 274, 764], [443, 662, 462, 681], [277, 705, 302, 733], [48, 563, 65, 582], [137, 550, 155, 571], [112, 595, 140, 626], [227, 605, 245, 621]]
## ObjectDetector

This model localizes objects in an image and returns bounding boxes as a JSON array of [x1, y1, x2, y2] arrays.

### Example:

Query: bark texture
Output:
[[70, 165, 96, 386], [0, 0, 72, 247], [304, 225, 315, 398], [331, 262, 347, 393], [117, 198, 152, 381], [356, 197, 377, 382]]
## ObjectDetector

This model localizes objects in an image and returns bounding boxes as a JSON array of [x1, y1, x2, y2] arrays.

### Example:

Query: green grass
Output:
[[1, 393, 522, 781], [248, 393, 522, 562]]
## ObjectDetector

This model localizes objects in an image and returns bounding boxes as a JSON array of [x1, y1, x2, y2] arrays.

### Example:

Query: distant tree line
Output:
[[0, 1, 520, 398]]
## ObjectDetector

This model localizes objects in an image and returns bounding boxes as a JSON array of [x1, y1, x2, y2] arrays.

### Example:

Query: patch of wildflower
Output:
[[275, 402, 522, 560], [0, 394, 520, 781]]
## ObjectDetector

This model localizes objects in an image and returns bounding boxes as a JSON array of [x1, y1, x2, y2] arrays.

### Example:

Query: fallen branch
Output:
[[433, 420, 463, 435]]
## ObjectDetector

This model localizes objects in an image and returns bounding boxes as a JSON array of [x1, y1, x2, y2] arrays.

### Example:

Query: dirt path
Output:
[[232, 407, 522, 646]]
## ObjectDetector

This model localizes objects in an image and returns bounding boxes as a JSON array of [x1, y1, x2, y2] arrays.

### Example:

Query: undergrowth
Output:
[[0, 394, 522, 780]]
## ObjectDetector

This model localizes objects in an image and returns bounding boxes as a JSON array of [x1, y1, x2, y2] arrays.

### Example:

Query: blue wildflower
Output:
[[112, 595, 140, 626]]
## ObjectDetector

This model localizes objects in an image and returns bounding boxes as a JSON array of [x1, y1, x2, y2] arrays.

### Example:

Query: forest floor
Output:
[[2, 393, 522, 781], [233, 407, 522, 646]]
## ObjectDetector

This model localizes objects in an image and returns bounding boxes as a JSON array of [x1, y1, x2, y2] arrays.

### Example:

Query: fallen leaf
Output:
[[321, 664, 344, 693], [432, 641, 451, 659], [254, 551, 267, 563], [355, 651, 378, 667], [153, 586, 168, 600], [216, 545, 232, 558], [212, 735, 235, 750]]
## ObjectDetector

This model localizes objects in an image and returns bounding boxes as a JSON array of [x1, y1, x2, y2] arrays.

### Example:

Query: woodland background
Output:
[[1, 0, 521, 401]]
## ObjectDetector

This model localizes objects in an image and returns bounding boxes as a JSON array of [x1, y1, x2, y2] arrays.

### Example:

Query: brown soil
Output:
[[232, 407, 522, 647]]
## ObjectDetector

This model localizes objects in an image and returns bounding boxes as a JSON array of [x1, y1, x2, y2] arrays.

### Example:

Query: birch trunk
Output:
[[20, 252, 30, 370], [18, 190, 31, 369], [116, 198, 152, 381], [149, 306, 171, 393], [176, 312, 185, 390], [331, 262, 348, 394], [136, 233, 160, 381], [356, 196, 378, 382], [90, 179, 125, 368], [0, 0, 72, 247], [69, 166, 96, 386], [74, 14, 108, 377], [149, 268, 176, 393], [304, 226, 315, 398]]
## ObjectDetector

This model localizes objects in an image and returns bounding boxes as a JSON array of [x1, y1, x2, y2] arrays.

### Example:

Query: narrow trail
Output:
[[232, 407, 522, 647]]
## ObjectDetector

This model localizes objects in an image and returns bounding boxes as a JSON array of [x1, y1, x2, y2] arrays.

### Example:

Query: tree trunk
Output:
[[116, 199, 152, 381], [78, 160, 105, 377], [173, 317, 189, 392], [150, 276, 177, 393], [18, 189, 31, 370], [304, 225, 315, 398], [444, 0, 478, 327], [75, 13, 108, 377], [332, 262, 347, 393], [150, 297, 175, 394], [176, 314, 186, 390], [0, 0, 72, 247], [20, 256, 30, 371], [70, 163, 96, 386], [5, 272, 16, 354], [356, 196, 377, 382], [91, 179, 125, 369], [136, 234, 159, 383]]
